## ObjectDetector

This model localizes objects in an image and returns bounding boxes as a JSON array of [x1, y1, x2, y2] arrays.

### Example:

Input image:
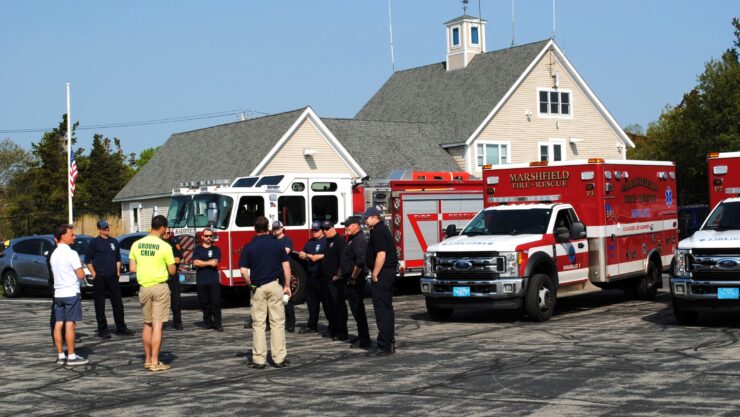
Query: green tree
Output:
[[76, 134, 134, 217], [634, 19, 740, 205], [5, 115, 79, 235], [134, 146, 160, 172], [0, 138, 32, 188]]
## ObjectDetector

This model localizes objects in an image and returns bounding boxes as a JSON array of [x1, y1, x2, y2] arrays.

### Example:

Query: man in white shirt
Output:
[[50, 224, 89, 366]]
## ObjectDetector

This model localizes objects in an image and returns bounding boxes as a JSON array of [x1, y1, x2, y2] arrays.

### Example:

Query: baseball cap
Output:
[[272, 220, 284, 230], [341, 216, 362, 226], [361, 207, 382, 219], [310, 220, 322, 230], [97, 220, 110, 229], [321, 220, 334, 230]]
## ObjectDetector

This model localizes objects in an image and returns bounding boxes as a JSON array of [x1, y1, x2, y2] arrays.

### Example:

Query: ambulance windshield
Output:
[[462, 208, 551, 236], [167, 195, 234, 229], [702, 201, 740, 231]]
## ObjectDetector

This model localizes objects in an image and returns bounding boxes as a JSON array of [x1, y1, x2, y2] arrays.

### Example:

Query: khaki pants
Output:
[[251, 281, 287, 364]]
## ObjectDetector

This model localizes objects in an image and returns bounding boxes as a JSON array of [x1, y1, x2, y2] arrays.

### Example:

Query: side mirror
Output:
[[554, 226, 570, 242], [206, 202, 219, 227], [571, 222, 587, 240], [445, 224, 459, 238]]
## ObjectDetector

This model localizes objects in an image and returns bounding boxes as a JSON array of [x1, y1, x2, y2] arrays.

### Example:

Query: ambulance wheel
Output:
[[425, 299, 453, 321], [673, 298, 699, 325], [525, 274, 555, 322], [635, 261, 660, 301], [289, 259, 307, 305]]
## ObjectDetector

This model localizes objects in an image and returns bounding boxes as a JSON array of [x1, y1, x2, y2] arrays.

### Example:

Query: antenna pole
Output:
[[478, 0, 483, 51], [552, 0, 556, 39], [387, 0, 396, 73], [511, 0, 516, 46]]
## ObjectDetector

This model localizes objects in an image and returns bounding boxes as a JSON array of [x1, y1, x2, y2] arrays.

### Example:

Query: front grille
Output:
[[692, 248, 740, 256], [437, 271, 499, 280], [689, 253, 740, 280]]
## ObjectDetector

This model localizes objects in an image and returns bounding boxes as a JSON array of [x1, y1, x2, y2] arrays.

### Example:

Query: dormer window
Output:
[[538, 88, 572, 116], [452, 27, 460, 46], [471, 26, 479, 45]]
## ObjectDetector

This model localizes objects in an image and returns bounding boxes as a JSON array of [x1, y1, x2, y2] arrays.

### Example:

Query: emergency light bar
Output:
[[488, 195, 561, 203]]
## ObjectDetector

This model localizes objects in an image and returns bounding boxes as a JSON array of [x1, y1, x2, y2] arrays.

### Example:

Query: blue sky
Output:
[[2, 1, 737, 156]]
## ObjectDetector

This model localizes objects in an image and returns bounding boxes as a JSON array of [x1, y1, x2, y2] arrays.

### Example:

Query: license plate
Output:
[[453, 286, 471, 297], [717, 287, 739, 299], [179, 274, 185, 283], [118, 274, 130, 283]]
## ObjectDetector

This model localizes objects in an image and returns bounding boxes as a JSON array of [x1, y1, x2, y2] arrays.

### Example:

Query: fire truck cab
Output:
[[671, 152, 740, 324], [421, 159, 678, 321]]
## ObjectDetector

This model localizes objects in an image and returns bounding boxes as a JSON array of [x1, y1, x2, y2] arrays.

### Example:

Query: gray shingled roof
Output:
[[114, 108, 307, 201], [323, 119, 461, 179], [356, 39, 550, 144]]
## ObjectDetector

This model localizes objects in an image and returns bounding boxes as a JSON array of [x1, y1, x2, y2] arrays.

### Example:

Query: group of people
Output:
[[48, 206, 398, 371]]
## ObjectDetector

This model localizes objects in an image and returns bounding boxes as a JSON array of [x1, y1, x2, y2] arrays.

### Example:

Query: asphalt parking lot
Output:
[[3, 277, 740, 417]]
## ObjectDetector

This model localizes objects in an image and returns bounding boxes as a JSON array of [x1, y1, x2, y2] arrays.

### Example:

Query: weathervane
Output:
[[462, 0, 469, 14]]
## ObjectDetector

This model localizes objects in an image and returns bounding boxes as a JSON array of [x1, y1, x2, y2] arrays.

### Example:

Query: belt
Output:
[[252, 279, 279, 288]]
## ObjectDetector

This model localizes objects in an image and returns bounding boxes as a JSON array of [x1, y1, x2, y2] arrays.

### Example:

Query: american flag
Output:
[[69, 151, 79, 196]]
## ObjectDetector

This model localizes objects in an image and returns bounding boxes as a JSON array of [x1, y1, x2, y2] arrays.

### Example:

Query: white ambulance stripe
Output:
[[587, 220, 677, 238], [606, 260, 647, 277]]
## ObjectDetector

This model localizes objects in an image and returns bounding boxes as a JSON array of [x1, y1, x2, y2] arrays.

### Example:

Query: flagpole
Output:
[[67, 82, 73, 225]]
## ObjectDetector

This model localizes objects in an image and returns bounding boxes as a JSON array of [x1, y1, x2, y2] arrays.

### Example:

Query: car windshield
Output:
[[461, 208, 551, 236], [702, 201, 740, 231], [167, 194, 233, 229], [70, 236, 91, 255]]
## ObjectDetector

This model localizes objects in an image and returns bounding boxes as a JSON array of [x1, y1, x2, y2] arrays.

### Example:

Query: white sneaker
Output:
[[55, 356, 66, 366], [66, 356, 89, 366]]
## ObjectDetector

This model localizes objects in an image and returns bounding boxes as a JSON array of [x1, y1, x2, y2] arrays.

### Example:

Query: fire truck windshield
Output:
[[461, 208, 551, 236], [702, 201, 740, 231], [167, 194, 234, 229]]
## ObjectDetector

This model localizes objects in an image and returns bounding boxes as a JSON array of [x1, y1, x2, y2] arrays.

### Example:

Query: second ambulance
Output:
[[421, 158, 678, 321]]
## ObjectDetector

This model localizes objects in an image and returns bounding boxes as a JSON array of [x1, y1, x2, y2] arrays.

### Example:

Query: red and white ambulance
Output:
[[670, 152, 740, 324], [167, 172, 482, 302], [707, 152, 740, 208], [421, 159, 678, 321]]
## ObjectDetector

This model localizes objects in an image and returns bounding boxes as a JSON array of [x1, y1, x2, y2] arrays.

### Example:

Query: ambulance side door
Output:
[[552, 207, 589, 285]]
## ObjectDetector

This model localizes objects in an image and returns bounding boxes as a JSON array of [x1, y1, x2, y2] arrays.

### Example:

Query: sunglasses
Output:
[[203, 234, 214, 238]]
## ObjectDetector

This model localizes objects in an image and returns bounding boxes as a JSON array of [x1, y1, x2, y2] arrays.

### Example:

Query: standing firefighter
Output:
[[85, 220, 133, 338], [298, 220, 326, 334], [239, 216, 292, 369], [321, 220, 348, 341], [340, 216, 371, 349], [363, 207, 398, 357], [193, 228, 223, 332], [273, 221, 296, 332]]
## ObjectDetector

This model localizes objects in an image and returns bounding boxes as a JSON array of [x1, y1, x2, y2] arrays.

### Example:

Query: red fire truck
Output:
[[707, 152, 740, 208], [167, 172, 482, 303], [421, 159, 678, 321]]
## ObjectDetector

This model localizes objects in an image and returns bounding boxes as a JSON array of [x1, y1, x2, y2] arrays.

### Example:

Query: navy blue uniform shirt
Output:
[[277, 235, 293, 253], [302, 237, 326, 275], [239, 234, 289, 286], [193, 245, 221, 284], [85, 236, 121, 277], [322, 235, 347, 280], [368, 221, 397, 269]]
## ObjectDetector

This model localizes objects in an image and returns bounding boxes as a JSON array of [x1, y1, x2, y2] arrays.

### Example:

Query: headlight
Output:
[[498, 251, 522, 278], [674, 249, 690, 277], [423, 252, 436, 278]]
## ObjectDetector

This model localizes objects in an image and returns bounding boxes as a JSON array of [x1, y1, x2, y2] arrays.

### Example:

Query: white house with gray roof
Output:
[[115, 14, 634, 233]]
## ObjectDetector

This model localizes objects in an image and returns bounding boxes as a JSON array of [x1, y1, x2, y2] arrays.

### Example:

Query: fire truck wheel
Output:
[[425, 298, 453, 321], [525, 274, 555, 322], [672, 298, 699, 325], [635, 261, 660, 301], [289, 259, 307, 305]]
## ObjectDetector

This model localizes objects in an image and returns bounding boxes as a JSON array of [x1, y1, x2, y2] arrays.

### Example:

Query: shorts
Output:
[[139, 283, 171, 324], [54, 295, 82, 322]]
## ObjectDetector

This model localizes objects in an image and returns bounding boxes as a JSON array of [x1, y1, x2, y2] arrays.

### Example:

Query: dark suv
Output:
[[0, 234, 137, 298]]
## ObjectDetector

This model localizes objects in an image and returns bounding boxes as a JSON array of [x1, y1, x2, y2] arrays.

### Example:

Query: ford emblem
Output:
[[717, 259, 739, 269], [453, 260, 473, 271]]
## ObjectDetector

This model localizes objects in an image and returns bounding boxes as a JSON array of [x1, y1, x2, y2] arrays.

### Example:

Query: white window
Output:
[[538, 140, 566, 162], [476, 142, 510, 167], [538, 88, 572, 117]]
